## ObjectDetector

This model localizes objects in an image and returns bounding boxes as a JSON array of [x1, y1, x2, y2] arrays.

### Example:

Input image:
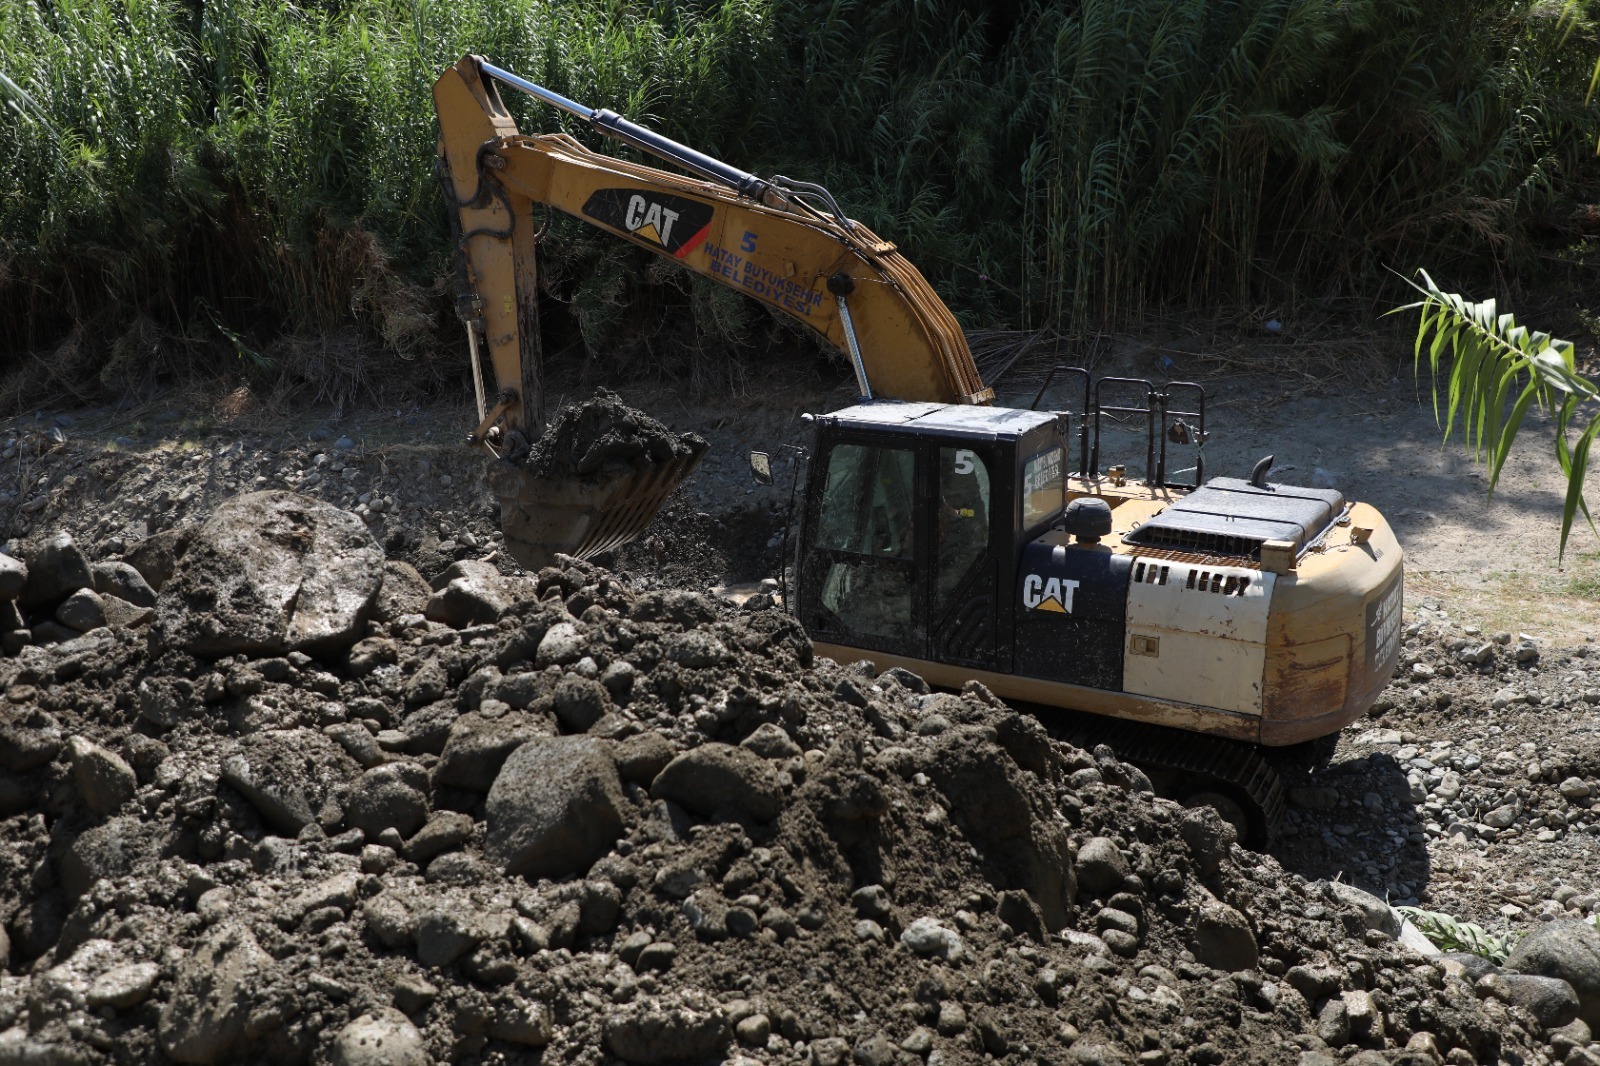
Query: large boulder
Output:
[[155, 492, 383, 658], [486, 736, 627, 881], [1505, 919, 1600, 1028]]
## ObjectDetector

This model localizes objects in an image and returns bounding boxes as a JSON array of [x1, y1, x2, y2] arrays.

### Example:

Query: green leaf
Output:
[[1396, 269, 1600, 562]]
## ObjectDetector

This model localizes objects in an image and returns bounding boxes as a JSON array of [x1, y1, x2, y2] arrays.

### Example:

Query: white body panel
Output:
[[1122, 560, 1276, 716]]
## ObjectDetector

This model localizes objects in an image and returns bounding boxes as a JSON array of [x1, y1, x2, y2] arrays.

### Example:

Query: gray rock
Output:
[[852, 885, 894, 922], [0, 710, 62, 772], [1178, 807, 1236, 876], [157, 923, 270, 1064], [346, 637, 398, 676], [405, 812, 474, 864], [535, 622, 587, 668], [666, 631, 729, 668], [487, 996, 554, 1045], [1074, 836, 1131, 896], [329, 1009, 431, 1066], [91, 561, 157, 608], [615, 732, 675, 785], [278, 873, 360, 928], [67, 736, 138, 816], [810, 1037, 851, 1066], [1442, 951, 1499, 983], [156, 491, 383, 657], [414, 910, 483, 968], [741, 723, 802, 760], [486, 736, 627, 880], [601, 996, 728, 1064], [325, 723, 385, 769], [1191, 900, 1258, 972], [372, 561, 431, 623], [1503, 919, 1600, 1027], [86, 961, 161, 1010], [0, 553, 27, 601], [122, 526, 192, 593], [54, 588, 107, 631], [900, 917, 963, 960], [61, 816, 149, 899], [100, 593, 154, 630], [221, 753, 314, 835], [1479, 972, 1580, 1030], [552, 675, 610, 732], [19, 531, 92, 607], [362, 894, 417, 949], [1323, 881, 1403, 938], [1560, 777, 1593, 800], [434, 711, 549, 790], [424, 561, 515, 628], [346, 763, 430, 840], [649, 743, 783, 822]]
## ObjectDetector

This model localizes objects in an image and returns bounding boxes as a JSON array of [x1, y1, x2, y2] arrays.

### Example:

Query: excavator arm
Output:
[[433, 53, 992, 442]]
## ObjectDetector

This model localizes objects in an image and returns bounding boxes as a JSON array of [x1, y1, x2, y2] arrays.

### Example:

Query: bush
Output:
[[1, 0, 1594, 404]]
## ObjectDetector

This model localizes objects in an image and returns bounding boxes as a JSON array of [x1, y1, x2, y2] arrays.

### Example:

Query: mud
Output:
[[525, 390, 707, 481], [0, 503, 1589, 1066], [0, 365, 1598, 1065]]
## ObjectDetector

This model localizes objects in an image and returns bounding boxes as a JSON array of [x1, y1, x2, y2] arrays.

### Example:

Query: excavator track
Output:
[[1035, 711, 1286, 847]]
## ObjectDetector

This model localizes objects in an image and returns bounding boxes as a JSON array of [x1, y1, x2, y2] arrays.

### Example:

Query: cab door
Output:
[[798, 438, 928, 659], [927, 445, 999, 670]]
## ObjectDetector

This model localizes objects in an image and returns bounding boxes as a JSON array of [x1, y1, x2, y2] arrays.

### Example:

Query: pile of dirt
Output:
[[1, 494, 1595, 1065], [525, 390, 707, 480]]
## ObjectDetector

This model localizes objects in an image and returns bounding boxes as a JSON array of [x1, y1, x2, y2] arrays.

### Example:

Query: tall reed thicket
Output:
[[0, 0, 1594, 401]]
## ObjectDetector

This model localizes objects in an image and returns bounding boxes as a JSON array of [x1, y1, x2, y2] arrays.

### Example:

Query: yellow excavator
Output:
[[433, 55, 1403, 840]]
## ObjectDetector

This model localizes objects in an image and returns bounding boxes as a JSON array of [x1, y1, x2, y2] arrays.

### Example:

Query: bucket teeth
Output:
[[490, 443, 707, 570]]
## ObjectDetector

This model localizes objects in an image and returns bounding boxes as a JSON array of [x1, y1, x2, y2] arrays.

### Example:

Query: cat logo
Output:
[[581, 189, 713, 259], [624, 195, 679, 247], [1022, 573, 1079, 613]]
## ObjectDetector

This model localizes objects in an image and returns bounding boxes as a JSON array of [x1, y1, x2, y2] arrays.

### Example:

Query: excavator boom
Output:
[[434, 55, 991, 425], [433, 54, 991, 568]]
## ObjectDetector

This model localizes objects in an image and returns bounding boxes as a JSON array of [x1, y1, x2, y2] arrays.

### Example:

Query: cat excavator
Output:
[[433, 55, 1404, 840]]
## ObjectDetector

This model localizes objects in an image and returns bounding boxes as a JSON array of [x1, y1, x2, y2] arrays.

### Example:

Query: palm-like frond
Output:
[[1395, 269, 1600, 560]]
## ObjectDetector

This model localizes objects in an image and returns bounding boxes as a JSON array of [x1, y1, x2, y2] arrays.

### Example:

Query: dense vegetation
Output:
[[1, 0, 1596, 403]]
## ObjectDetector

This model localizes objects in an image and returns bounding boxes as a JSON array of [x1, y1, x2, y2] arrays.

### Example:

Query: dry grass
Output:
[[1407, 559, 1600, 646]]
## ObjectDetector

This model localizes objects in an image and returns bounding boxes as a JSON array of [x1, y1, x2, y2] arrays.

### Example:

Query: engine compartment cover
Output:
[[1123, 477, 1344, 558]]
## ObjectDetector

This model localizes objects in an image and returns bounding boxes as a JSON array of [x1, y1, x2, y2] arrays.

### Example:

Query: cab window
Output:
[[936, 447, 990, 613], [1021, 446, 1064, 529], [809, 442, 920, 651]]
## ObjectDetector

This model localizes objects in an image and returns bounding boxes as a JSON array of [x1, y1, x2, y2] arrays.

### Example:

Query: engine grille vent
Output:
[[1123, 477, 1344, 559]]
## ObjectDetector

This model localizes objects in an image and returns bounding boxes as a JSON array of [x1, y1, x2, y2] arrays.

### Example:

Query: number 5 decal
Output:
[[740, 231, 757, 253], [953, 450, 976, 475]]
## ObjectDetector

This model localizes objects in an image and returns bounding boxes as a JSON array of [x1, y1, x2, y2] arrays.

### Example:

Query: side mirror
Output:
[[749, 450, 773, 486]]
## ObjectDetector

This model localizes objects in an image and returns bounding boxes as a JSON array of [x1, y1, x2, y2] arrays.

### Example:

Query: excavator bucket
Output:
[[486, 439, 708, 571]]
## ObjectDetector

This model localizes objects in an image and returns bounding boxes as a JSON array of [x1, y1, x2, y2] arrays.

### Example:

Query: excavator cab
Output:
[[797, 402, 1071, 670]]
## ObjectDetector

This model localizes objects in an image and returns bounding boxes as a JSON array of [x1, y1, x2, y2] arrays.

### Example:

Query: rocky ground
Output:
[[0, 377, 1599, 1065]]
